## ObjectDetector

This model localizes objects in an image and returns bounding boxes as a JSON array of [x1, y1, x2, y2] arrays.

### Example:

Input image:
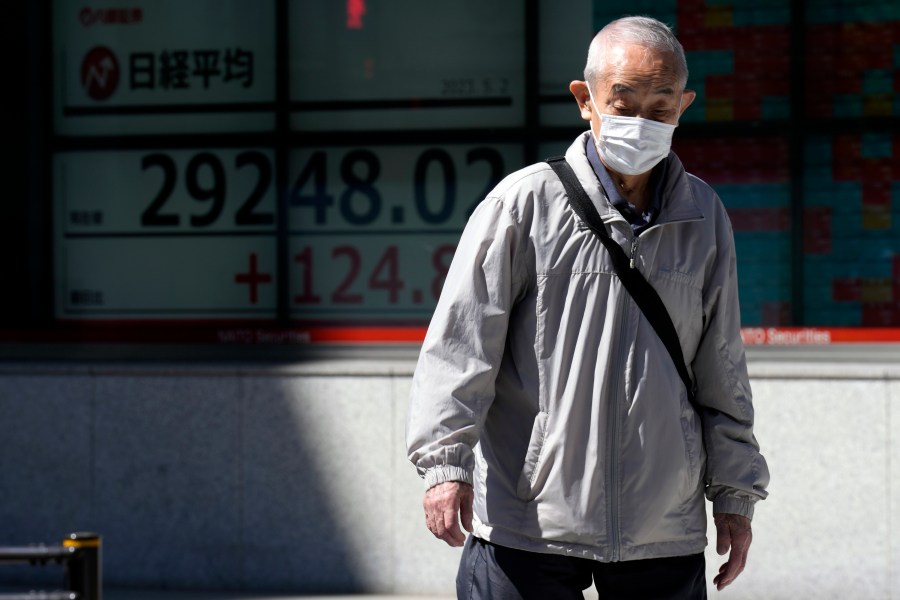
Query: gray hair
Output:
[[584, 16, 689, 89]]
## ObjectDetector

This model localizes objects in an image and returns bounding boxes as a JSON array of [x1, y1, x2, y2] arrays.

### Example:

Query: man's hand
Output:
[[423, 481, 474, 547], [713, 513, 753, 591]]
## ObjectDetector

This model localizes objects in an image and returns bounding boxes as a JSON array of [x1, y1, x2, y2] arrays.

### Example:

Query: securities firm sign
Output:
[[741, 328, 900, 345]]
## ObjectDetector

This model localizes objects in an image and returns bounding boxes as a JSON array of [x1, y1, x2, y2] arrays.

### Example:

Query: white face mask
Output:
[[588, 89, 678, 176]]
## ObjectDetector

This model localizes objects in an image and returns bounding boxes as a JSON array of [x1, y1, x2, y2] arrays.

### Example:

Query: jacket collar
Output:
[[564, 131, 705, 227]]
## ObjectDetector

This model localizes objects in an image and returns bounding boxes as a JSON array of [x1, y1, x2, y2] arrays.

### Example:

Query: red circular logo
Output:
[[80, 46, 120, 101], [79, 7, 97, 27]]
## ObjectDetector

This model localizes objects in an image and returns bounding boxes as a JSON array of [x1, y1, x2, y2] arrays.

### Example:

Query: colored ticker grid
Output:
[[673, 136, 792, 326], [593, 0, 791, 123], [805, 0, 900, 118], [804, 133, 900, 326]]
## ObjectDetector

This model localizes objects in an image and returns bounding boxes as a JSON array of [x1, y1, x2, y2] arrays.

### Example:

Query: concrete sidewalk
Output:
[[1, 591, 606, 600], [0, 583, 599, 599], [108, 594, 453, 600], [2, 592, 454, 600]]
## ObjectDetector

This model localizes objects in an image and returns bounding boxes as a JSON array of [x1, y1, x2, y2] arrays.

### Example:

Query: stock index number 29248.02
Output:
[[138, 146, 507, 231]]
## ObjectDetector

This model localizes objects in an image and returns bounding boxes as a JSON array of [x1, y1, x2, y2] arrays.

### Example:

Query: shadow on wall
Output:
[[0, 371, 366, 593]]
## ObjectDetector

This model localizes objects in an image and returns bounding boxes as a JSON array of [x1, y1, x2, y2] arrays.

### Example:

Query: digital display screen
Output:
[[42, 0, 900, 344], [289, 0, 525, 130]]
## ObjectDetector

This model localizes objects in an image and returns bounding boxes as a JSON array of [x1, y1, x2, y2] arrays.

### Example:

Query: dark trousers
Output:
[[456, 536, 707, 600]]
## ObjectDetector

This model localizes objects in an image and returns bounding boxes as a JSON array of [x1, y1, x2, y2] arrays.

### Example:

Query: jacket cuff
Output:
[[713, 495, 756, 520], [424, 465, 474, 489]]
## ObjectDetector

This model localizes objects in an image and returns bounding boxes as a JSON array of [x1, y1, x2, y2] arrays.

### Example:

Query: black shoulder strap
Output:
[[545, 155, 696, 406]]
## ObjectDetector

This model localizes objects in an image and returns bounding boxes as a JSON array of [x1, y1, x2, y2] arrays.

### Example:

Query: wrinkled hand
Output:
[[713, 513, 753, 591], [423, 481, 474, 547]]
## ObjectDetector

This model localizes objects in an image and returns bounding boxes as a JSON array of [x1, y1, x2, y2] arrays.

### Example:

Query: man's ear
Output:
[[679, 89, 697, 118], [569, 80, 593, 122]]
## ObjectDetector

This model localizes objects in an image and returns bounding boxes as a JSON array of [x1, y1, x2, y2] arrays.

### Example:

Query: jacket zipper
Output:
[[603, 214, 700, 557], [607, 228, 636, 561]]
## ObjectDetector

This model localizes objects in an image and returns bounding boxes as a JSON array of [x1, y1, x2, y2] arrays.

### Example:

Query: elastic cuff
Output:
[[424, 465, 474, 489], [713, 496, 755, 520]]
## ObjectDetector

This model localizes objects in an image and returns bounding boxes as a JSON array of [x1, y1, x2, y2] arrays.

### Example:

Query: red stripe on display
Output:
[[3, 325, 900, 346]]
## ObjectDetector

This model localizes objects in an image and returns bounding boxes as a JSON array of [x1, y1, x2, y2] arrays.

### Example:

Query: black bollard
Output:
[[63, 532, 101, 600]]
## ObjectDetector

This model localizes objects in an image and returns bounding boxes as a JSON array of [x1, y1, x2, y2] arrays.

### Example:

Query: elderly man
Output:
[[406, 15, 769, 599]]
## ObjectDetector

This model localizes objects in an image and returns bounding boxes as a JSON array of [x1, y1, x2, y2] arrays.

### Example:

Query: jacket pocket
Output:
[[678, 390, 704, 497], [652, 267, 703, 362], [515, 410, 549, 500]]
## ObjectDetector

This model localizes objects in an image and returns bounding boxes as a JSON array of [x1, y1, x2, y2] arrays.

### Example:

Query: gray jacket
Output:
[[406, 132, 769, 562]]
